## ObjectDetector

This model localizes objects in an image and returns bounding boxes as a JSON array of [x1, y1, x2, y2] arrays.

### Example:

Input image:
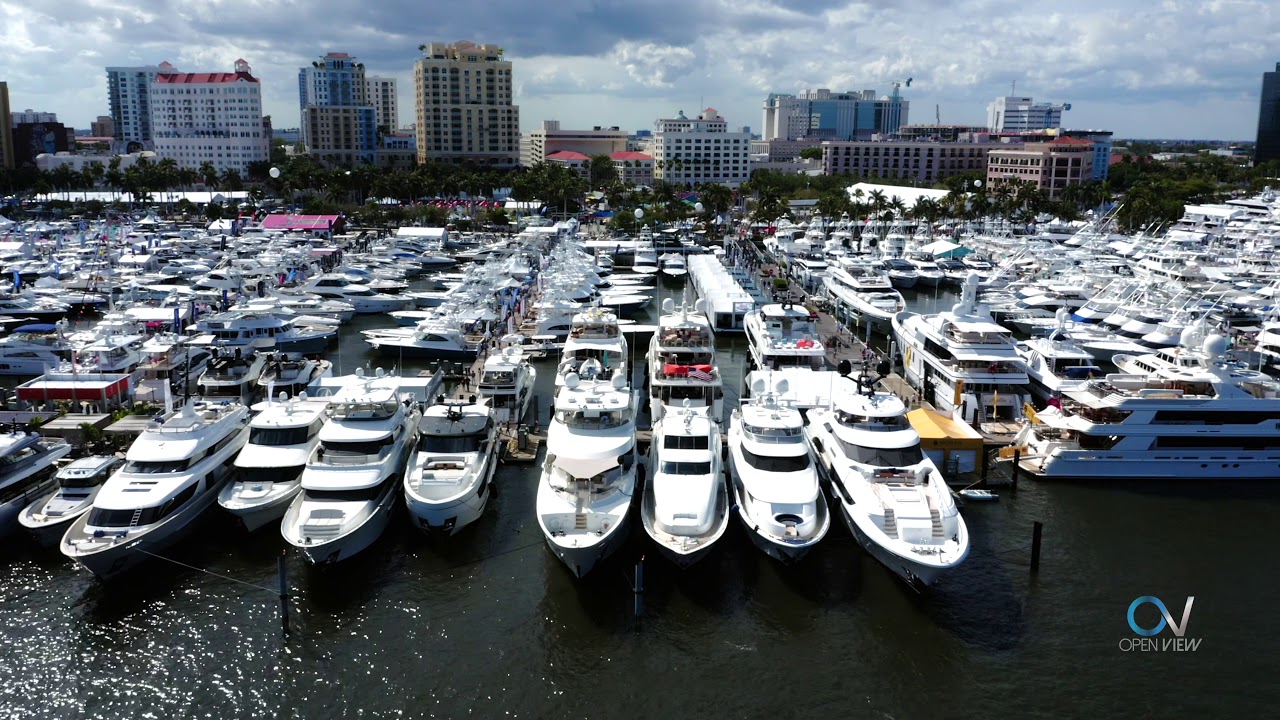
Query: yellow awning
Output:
[[907, 408, 984, 450]]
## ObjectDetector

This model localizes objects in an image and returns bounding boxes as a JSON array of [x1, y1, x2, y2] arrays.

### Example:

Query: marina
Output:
[[0, 205, 1275, 717]]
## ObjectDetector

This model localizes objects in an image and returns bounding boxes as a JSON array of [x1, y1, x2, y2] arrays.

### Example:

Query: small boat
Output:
[[958, 488, 998, 501], [19, 455, 124, 547]]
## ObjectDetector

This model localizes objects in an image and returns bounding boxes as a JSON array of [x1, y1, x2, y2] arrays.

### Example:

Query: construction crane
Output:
[[889, 77, 912, 101]]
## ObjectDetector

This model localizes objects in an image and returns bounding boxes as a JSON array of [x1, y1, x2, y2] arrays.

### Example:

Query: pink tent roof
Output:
[[261, 214, 339, 230]]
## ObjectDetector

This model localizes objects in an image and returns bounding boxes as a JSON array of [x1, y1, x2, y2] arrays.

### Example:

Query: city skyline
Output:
[[0, 0, 1273, 141]]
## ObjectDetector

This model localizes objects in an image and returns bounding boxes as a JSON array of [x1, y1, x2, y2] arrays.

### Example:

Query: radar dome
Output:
[[611, 371, 626, 390], [564, 372, 581, 389], [775, 378, 790, 395], [1203, 334, 1229, 358], [750, 377, 768, 395], [694, 298, 708, 314], [662, 298, 675, 313], [1179, 326, 1200, 349], [967, 271, 981, 286]]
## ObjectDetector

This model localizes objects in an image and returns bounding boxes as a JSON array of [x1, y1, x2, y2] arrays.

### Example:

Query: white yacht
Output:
[[1016, 313, 1105, 404], [726, 377, 830, 563], [0, 431, 73, 534], [647, 297, 725, 424], [219, 397, 329, 531], [403, 398, 500, 536], [632, 234, 659, 275], [880, 258, 920, 289], [281, 373, 420, 563], [300, 274, 410, 314], [258, 353, 332, 397], [19, 455, 123, 546], [196, 344, 269, 405], [189, 310, 335, 355], [1012, 331, 1280, 480], [806, 371, 969, 586], [641, 403, 728, 568], [362, 318, 480, 362], [744, 303, 826, 371], [61, 401, 250, 579], [556, 307, 628, 388], [536, 370, 638, 578], [823, 263, 905, 332], [893, 272, 1032, 425], [476, 345, 537, 424], [660, 253, 688, 280], [908, 258, 945, 288]]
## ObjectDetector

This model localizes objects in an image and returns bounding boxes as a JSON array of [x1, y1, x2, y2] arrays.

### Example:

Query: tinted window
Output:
[[664, 435, 710, 450], [660, 461, 712, 475], [250, 426, 312, 446], [740, 446, 810, 473], [420, 433, 485, 453]]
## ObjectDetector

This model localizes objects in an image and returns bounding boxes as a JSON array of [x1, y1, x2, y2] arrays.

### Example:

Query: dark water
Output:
[[2, 281, 1278, 719]]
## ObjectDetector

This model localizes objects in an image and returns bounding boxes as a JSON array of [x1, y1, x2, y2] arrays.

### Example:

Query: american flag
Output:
[[687, 367, 714, 383]]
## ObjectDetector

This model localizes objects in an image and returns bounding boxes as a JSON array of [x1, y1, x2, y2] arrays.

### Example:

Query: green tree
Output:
[[587, 154, 616, 188], [799, 147, 824, 161]]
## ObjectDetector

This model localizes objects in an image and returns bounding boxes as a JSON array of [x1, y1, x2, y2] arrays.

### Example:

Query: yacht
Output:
[[189, 310, 335, 355], [19, 455, 124, 546], [641, 403, 728, 568], [0, 294, 72, 323], [806, 370, 969, 586], [0, 324, 71, 375], [61, 401, 250, 579], [196, 344, 270, 405], [880, 258, 920, 289], [219, 397, 329, 531], [258, 353, 333, 397], [1012, 331, 1280, 480], [362, 318, 480, 361], [823, 263, 905, 332], [403, 398, 500, 536], [908, 258, 945, 288], [632, 235, 659, 275], [660, 253, 688, 280], [647, 297, 725, 424], [556, 307, 628, 387], [893, 272, 1032, 425], [744, 303, 826, 370], [0, 431, 73, 535], [597, 290, 653, 317], [280, 373, 420, 563], [726, 377, 830, 563], [536, 370, 638, 578], [476, 344, 537, 425], [1016, 312, 1105, 404], [299, 274, 410, 313]]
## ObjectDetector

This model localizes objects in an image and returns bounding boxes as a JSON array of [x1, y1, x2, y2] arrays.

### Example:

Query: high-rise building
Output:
[[365, 76, 398, 132], [519, 120, 629, 166], [414, 41, 520, 166], [651, 108, 751, 188], [1256, 63, 1280, 166], [11, 109, 57, 124], [90, 115, 115, 138], [762, 88, 909, 142], [986, 137, 1093, 200], [149, 59, 269, 173], [298, 52, 378, 167], [0, 82, 13, 170], [106, 63, 178, 145], [987, 96, 1067, 132]]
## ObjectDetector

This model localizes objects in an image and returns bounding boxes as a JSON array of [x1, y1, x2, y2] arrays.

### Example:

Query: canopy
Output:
[[907, 408, 983, 448], [917, 239, 971, 258]]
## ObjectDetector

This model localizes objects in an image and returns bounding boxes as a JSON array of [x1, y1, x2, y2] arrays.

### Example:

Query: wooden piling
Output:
[[277, 553, 290, 637], [1030, 521, 1043, 574]]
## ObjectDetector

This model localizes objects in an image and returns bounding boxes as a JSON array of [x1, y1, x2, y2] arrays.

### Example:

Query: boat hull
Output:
[[640, 485, 728, 569], [838, 500, 944, 587], [1, 476, 60, 536], [543, 511, 631, 578], [367, 342, 478, 362], [404, 454, 498, 538], [218, 481, 300, 532], [727, 462, 826, 564]]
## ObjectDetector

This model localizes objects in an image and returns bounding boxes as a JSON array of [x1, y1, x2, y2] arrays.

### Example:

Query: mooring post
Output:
[[634, 555, 645, 627], [1030, 521, 1043, 575], [1011, 449, 1021, 491], [277, 553, 291, 637], [981, 447, 990, 484]]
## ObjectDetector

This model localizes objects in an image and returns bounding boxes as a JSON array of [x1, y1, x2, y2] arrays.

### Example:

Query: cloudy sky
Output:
[[1, 0, 1274, 140]]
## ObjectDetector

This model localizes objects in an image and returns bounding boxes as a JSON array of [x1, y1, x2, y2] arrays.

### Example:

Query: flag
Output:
[[688, 367, 714, 382]]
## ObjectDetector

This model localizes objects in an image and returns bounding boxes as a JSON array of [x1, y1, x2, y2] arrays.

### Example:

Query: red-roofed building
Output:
[[545, 150, 590, 177], [986, 136, 1094, 200], [261, 214, 344, 236], [519, 120, 629, 166], [149, 59, 269, 175], [609, 151, 654, 186]]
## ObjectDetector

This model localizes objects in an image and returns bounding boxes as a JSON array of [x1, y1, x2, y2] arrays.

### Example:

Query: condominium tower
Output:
[[1257, 63, 1280, 166], [106, 63, 177, 145], [149, 59, 269, 173], [298, 52, 378, 167], [414, 41, 520, 166]]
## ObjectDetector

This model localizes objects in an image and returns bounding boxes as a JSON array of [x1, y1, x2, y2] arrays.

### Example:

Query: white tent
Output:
[[0, 215, 14, 229], [917, 239, 971, 258]]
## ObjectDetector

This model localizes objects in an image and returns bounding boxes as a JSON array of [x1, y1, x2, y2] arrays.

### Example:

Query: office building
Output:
[[762, 87, 909, 141], [414, 40, 520, 166], [822, 139, 1006, 185], [298, 52, 377, 166], [520, 120, 629, 166], [106, 63, 178, 146], [986, 137, 1094, 200], [1257, 63, 1280, 165], [149, 59, 269, 173], [11, 109, 57, 125], [651, 108, 751, 188], [366, 76, 399, 132], [987, 96, 1068, 132], [90, 116, 115, 138], [0, 82, 12, 170], [11, 122, 72, 167], [610, 151, 654, 186]]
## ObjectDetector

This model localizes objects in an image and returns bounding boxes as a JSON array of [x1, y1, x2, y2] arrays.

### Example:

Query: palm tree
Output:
[[199, 161, 219, 190]]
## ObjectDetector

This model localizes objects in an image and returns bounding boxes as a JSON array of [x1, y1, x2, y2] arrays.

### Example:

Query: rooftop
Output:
[[157, 71, 258, 84], [546, 150, 590, 161]]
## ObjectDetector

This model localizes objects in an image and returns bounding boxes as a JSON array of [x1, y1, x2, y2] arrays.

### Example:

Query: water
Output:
[[2, 280, 1278, 718]]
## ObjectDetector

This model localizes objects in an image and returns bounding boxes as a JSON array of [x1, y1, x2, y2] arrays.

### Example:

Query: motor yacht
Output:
[[806, 370, 969, 586], [362, 318, 481, 362], [556, 307, 628, 388], [477, 344, 537, 424], [403, 397, 500, 537], [647, 297, 724, 424], [726, 377, 829, 563], [641, 403, 728, 568], [281, 372, 420, 563], [908, 258, 945, 288], [0, 431, 73, 535], [880, 258, 919, 289], [19, 455, 123, 547], [300, 274, 411, 314], [744, 303, 826, 371], [189, 310, 335, 355], [632, 234, 659, 275], [219, 397, 329, 531], [258, 353, 333, 397], [196, 343, 270, 405], [660, 253, 688, 280], [1016, 311, 1105, 403], [61, 401, 250, 579], [536, 369, 638, 578], [823, 263, 905, 333]]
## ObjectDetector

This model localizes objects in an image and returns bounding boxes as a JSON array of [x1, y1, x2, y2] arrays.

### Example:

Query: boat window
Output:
[[742, 423, 803, 442], [660, 461, 712, 475], [60, 463, 119, 488], [419, 432, 484, 453], [240, 466, 303, 484], [739, 446, 810, 472], [87, 482, 197, 527], [302, 486, 383, 502], [250, 425, 312, 446], [319, 437, 394, 460], [123, 458, 192, 474], [664, 435, 710, 450], [840, 438, 924, 467]]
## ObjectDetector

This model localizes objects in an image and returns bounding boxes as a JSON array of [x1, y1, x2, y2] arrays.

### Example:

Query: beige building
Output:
[[611, 151, 653, 186], [520, 120, 628, 166], [0, 82, 12, 170], [414, 40, 519, 166], [304, 106, 377, 167], [822, 139, 1010, 184], [365, 76, 398, 132], [90, 115, 115, 138], [986, 136, 1094, 199]]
